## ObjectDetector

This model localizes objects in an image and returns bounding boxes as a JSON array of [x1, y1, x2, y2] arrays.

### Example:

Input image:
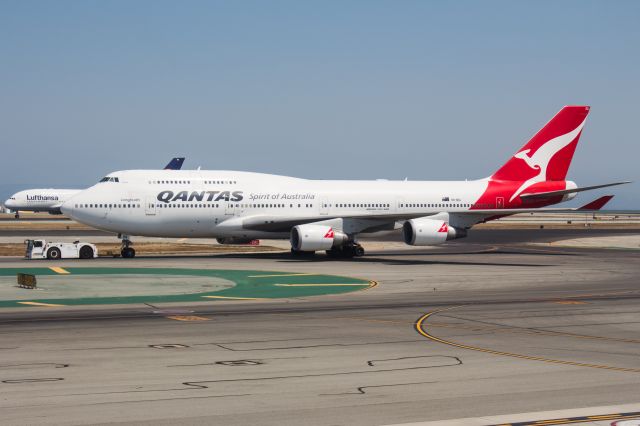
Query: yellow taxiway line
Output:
[[415, 306, 640, 374], [274, 283, 371, 287], [165, 315, 209, 321], [248, 273, 317, 278], [202, 295, 263, 300], [49, 267, 70, 274], [18, 301, 64, 307]]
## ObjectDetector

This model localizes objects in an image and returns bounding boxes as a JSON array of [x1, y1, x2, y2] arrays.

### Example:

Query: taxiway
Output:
[[0, 230, 638, 426]]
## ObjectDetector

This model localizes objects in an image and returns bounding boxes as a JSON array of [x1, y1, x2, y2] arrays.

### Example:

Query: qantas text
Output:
[[157, 190, 243, 203]]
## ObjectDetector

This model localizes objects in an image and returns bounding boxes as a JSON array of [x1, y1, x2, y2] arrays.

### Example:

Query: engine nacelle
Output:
[[290, 224, 347, 252], [216, 237, 255, 245], [402, 218, 466, 246]]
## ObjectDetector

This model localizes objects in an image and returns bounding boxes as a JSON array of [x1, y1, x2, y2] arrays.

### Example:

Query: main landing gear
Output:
[[290, 243, 365, 259], [119, 234, 136, 258], [290, 249, 316, 258], [326, 242, 365, 259]]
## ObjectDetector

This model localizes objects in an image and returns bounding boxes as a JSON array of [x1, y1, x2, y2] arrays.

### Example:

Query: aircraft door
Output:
[[225, 201, 235, 216], [496, 197, 504, 209], [319, 197, 329, 215], [145, 197, 157, 215]]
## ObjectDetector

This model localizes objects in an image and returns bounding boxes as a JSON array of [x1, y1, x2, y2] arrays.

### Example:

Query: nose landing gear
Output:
[[119, 234, 136, 258]]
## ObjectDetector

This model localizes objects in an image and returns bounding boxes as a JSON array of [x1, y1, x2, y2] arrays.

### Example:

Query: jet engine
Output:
[[290, 224, 348, 252], [402, 218, 466, 246]]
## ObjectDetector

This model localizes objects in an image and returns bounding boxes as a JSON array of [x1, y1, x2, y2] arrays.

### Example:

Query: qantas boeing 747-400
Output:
[[60, 106, 629, 258]]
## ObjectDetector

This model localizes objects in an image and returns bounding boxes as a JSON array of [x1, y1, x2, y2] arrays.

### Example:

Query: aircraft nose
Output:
[[4, 199, 14, 209]]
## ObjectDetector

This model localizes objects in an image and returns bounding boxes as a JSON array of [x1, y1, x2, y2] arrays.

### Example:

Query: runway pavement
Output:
[[0, 230, 639, 426]]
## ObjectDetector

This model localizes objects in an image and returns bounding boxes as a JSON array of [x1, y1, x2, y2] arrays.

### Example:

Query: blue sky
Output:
[[1, 1, 638, 207]]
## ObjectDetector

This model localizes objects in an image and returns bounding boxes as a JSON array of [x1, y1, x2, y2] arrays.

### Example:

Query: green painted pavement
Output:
[[0, 267, 375, 307]]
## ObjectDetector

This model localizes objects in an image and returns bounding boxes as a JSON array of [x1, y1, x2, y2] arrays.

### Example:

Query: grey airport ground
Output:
[[0, 223, 639, 426]]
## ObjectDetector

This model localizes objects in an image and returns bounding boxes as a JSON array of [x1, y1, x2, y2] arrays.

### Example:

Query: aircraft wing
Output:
[[239, 196, 615, 233]]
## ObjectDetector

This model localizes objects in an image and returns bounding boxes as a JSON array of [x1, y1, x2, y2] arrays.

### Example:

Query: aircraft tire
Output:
[[121, 247, 136, 258], [342, 247, 356, 258]]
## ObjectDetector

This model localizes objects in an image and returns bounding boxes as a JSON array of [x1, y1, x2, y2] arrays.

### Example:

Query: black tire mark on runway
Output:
[[3, 378, 64, 384], [192, 336, 334, 345], [57, 364, 460, 399], [379, 279, 415, 284], [213, 339, 425, 351], [61, 382, 212, 397], [366, 355, 462, 367], [321, 380, 438, 396], [167, 356, 307, 367], [0, 363, 68, 369], [181, 364, 458, 387], [28, 393, 254, 408]]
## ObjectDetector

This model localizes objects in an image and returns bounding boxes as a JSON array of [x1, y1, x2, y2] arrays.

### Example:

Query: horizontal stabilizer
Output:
[[577, 195, 614, 211], [520, 181, 631, 200]]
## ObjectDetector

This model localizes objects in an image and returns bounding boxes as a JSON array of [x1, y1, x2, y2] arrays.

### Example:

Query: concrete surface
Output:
[[0, 230, 639, 426], [537, 234, 640, 250]]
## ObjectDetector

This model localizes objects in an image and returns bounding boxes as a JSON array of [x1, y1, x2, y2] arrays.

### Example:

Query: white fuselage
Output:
[[61, 170, 494, 239], [4, 189, 82, 213]]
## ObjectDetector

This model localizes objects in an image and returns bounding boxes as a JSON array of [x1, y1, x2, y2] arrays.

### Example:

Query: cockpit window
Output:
[[99, 177, 120, 183]]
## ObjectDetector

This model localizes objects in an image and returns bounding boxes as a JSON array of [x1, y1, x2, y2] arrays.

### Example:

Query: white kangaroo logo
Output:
[[509, 118, 586, 202]]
